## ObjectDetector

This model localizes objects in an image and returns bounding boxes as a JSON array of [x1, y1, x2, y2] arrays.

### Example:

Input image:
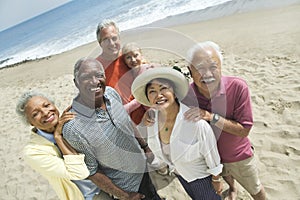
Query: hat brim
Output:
[[131, 67, 189, 107]]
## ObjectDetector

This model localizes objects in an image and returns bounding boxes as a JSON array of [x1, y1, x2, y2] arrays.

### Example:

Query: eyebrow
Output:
[[195, 60, 217, 67]]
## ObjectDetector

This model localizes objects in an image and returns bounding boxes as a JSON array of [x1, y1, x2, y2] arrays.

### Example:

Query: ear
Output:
[[74, 78, 79, 89]]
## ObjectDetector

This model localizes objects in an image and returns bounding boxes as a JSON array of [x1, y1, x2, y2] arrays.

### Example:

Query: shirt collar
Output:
[[36, 128, 56, 143], [217, 76, 226, 96], [72, 95, 111, 118]]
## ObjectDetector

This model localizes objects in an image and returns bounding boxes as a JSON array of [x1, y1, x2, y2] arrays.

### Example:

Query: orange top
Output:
[[97, 56, 145, 125]]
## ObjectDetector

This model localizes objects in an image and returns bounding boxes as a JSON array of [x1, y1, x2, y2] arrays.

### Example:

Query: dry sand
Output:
[[0, 3, 299, 200]]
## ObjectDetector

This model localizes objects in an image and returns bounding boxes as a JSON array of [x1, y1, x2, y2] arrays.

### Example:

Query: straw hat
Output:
[[131, 67, 189, 106]]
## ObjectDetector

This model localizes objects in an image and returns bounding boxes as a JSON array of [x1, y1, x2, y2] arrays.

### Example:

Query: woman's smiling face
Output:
[[25, 96, 59, 133], [146, 79, 176, 110]]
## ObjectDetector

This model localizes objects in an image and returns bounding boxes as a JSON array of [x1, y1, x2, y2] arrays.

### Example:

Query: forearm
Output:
[[124, 99, 141, 113], [55, 136, 78, 155], [89, 172, 129, 199], [212, 115, 250, 137], [132, 123, 148, 148]]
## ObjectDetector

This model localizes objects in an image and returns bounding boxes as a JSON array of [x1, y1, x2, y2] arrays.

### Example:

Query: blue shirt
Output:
[[63, 86, 146, 192]]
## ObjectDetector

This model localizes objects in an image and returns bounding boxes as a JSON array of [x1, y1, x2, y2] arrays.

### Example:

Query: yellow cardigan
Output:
[[23, 130, 89, 200]]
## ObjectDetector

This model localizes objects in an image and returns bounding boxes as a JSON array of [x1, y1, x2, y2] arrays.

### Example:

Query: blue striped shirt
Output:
[[63, 87, 146, 192]]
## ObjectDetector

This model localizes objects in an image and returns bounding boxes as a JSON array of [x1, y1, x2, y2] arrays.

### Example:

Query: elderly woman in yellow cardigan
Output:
[[16, 91, 111, 200]]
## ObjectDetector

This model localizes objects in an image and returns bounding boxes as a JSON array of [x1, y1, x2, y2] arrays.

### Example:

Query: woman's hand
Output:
[[54, 105, 75, 139], [54, 105, 78, 155], [141, 109, 155, 127], [212, 176, 223, 195]]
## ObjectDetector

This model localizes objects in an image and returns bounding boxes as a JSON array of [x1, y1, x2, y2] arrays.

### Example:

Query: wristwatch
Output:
[[210, 113, 220, 125]]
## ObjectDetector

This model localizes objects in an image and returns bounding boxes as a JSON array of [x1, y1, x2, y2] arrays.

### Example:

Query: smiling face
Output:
[[189, 47, 222, 97], [25, 96, 59, 133], [123, 50, 143, 69], [146, 79, 177, 110], [99, 25, 121, 60], [75, 60, 106, 108]]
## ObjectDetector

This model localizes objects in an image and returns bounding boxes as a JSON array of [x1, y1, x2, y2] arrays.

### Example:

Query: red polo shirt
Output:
[[183, 76, 253, 163]]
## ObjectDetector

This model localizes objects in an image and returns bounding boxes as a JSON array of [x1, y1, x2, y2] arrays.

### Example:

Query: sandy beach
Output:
[[1, 3, 300, 200]]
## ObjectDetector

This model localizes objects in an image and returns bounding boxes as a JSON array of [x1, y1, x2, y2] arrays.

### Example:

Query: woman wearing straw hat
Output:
[[131, 67, 223, 200]]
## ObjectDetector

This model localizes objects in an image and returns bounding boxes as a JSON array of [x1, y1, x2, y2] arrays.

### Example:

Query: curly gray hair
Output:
[[16, 90, 54, 125]]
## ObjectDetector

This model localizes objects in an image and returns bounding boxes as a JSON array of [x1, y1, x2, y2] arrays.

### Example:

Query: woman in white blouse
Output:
[[132, 67, 223, 200]]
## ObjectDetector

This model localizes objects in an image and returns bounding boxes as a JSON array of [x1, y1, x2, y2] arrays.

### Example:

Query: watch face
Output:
[[212, 114, 220, 124]]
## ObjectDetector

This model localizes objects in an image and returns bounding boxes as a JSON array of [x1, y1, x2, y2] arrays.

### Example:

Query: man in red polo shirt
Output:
[[183, 41, 266, 200]]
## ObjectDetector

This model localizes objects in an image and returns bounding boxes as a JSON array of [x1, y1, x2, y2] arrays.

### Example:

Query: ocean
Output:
[[0, 0, 298, 69]]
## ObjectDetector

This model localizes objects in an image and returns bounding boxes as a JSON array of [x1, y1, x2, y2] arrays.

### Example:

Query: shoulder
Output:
[[223, 76, 249, 88], [105, 86, 120, 97], [105, 86, 123, 103], [23, 134, 57, 159]]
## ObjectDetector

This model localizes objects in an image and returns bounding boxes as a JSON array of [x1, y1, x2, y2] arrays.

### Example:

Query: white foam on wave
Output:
[[0, 0, 232, 69]]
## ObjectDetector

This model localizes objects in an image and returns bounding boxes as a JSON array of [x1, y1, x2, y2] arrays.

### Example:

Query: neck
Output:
[[100, 52, 119, 62], [131, 67, 141, 76], [197, 84, 219, 99], [76, 95, 105, 109], [159, 102, 179, 122], [38, 127, 55, 134]]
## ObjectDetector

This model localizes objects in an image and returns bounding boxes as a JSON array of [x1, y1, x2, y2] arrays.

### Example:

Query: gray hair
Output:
[[73, 57, 104, 83], [16, 90, 54, 125], [96, 19, 119, 43], [122, 42, 141, 55], [186, 41, 223, 65]]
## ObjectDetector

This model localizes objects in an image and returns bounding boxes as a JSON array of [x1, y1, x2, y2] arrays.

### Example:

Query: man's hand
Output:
[[120, 192, 145, 200], [184, 107, 212, 122]]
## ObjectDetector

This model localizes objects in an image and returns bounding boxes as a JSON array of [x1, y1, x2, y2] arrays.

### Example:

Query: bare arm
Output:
[[124, 99, 141, 114], [184, 107, 250, 137], [132, 122, 154, 163], [213, 114, 250, 137]]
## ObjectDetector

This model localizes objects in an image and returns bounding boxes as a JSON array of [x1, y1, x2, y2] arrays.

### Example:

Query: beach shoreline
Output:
[[1, 0, 299, 70], [1, 3, 300, 200]]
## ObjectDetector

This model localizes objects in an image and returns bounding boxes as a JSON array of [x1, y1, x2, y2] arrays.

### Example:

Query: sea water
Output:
[[0, 0, 298, 69], [0, 0, 232, 68]]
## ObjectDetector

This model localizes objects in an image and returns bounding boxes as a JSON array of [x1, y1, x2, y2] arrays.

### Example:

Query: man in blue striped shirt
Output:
[[63, 57, 161, 200]]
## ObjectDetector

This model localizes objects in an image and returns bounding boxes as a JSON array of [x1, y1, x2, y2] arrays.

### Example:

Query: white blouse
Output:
[[147, 102, 223, 182]]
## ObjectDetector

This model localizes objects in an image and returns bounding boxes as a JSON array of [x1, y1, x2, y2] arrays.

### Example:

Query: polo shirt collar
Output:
[[72, 95, 111, 118], [217, 76, 226, 96]]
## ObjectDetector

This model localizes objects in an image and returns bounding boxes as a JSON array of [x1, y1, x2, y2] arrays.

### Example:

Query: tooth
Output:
[[91, 87, 99, 91]]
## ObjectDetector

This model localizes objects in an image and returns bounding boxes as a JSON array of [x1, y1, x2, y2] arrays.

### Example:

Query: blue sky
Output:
[[0, 0, 71, 31]]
